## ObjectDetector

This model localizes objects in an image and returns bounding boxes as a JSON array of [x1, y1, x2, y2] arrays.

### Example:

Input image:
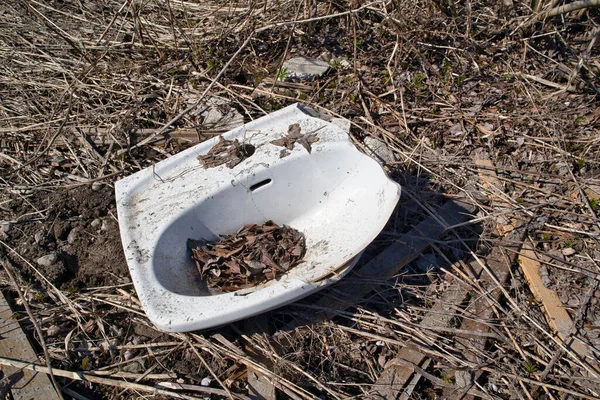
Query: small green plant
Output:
[[412, 73, 426, 90], [32, 292, 46, 302], [590, 198, 599, 211], [516, 197, 524, 203], [543, 233, 552, 241], [524, 360, 537, 374], [329, 60, 343, 70], [298, 93, 308, 100], [81, 356, 90, 370], [575, 116, 586, 124], [278, 67, 290, 81]]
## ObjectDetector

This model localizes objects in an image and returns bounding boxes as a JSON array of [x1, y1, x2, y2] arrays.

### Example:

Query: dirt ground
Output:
[[1, 0, 600, 399], [3, 186, 128, 289]]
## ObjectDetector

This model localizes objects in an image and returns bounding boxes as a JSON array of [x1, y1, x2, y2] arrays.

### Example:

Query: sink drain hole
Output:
[[250, 178, 272, 192], [240, 143, 255, 158]]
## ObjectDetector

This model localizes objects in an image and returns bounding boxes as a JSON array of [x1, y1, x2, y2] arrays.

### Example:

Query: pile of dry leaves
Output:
[[197, 136, 254, 168], [188, 220, 306, 292]]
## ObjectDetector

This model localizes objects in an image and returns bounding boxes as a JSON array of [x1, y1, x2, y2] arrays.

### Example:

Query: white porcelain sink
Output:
[[115, 104, 401, 332]]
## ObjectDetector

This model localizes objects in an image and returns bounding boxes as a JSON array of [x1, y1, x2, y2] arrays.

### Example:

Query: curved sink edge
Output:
[[145, 278, 320, 332]]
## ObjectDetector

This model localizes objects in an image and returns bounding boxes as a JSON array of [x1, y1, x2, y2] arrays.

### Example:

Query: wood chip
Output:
[[520, 244, 593, 361]]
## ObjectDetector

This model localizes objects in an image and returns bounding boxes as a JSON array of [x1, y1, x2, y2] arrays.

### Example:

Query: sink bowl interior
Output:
[[153, 140, 394, 296]]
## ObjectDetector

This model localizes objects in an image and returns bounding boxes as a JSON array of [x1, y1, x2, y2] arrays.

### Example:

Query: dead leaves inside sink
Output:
[[188, 221, 306, 292], [197, 136, 255, 168], [270, 123, 319, 158]]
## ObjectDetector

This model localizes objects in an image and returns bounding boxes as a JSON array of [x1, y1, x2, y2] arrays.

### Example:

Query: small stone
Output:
[[364, 137, 398, 164], [567, 297, 580, 307], [67, 228, 79, 245], [91, 218, 102, 228], [562, 247, 576, 256], [449, 123, 464, 135], [91, 182, 103, 191], [281, 56, 330, 80], [53, 222, 70, 240], [36, 253, 58, 267], [101, 220, 108, 231], [201, 377, 212, 386], [555, 162, 571, 176], [0, 221, 11, 234], [516, 137, 525, 146], [34, 231, 46, 245], [47, 325, 61, 337], [559, 292, 569, 304], [123, 361, 144, 373], [541, 275, 552, 287]]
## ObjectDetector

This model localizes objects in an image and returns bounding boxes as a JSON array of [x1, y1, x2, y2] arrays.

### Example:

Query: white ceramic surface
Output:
[[115, 104, 401, 332]]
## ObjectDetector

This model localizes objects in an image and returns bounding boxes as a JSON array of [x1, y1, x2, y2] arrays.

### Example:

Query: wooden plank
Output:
[[371, 280, 471, 399], [371, 260, 492, 399], [370, 162, 517, 398], [0, 291, 61, 400], [519, 244, 592, 360], [452, 227, 527, 399], [243, 315, 276, 400], [286, 198, 477, 329]]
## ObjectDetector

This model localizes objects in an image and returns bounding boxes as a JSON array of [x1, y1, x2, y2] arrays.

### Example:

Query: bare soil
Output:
[[3, 186, 128, 288]]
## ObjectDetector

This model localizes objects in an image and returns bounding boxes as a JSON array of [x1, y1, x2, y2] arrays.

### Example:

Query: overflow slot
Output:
[[249, 178, 272, 192]]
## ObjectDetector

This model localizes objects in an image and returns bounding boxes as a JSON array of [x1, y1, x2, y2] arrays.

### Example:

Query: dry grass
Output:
[[1, 0, 600, 399]]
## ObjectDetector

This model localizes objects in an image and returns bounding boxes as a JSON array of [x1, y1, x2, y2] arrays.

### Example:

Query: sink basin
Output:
[[115, 103, 401, 332]]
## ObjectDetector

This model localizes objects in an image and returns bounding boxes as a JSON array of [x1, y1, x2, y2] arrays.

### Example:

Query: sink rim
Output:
[[115, 103, 401, 331]]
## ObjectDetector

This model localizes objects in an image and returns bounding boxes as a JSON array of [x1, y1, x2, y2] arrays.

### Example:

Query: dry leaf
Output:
[[188, 221, 306, 292], [270, 124, 319, 156]]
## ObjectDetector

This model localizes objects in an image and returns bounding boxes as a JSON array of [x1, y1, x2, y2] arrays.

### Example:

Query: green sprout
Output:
[[278, 67, 290, 81]]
